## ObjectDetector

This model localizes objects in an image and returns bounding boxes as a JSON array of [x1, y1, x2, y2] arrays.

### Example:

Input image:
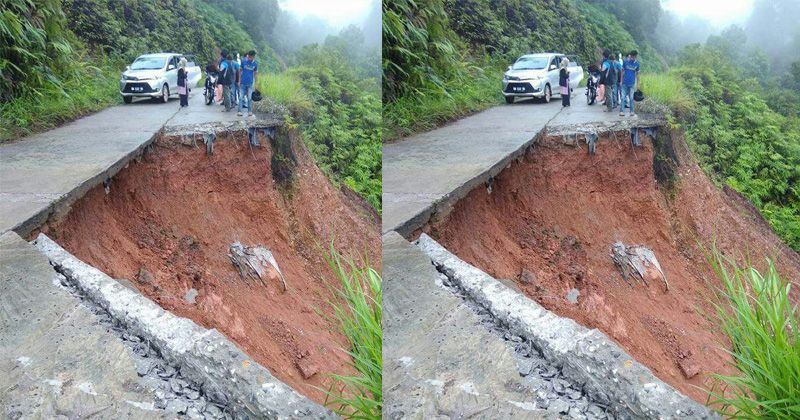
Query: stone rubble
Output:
[[436, 271, 614, 420]]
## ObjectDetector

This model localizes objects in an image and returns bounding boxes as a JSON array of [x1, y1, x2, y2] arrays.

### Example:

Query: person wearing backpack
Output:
[[219, 53, 236, 112], [600, 49, 618, 112]]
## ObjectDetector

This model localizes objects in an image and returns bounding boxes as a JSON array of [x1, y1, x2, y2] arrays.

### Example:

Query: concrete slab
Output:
[[0, 90, 276, 237], [382, 101, 563, 235], [0, 232, 166, 419], [382, 232, 551, 419]]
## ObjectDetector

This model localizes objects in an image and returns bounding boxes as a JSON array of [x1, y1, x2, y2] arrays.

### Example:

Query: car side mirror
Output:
[[507, 66, 512, 71], [126, 65, 130, 71], [167, 65, 176, 70], [549, 65, 556, 71]]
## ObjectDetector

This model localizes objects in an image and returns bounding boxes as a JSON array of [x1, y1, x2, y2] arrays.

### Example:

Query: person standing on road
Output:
[[620, 50, 640, 117], [238, 50, 259, 117], [219, 53, 235, 112], [232, 53, 241, 107], [559, 58, 570, 108], [613, 52, 623, 108], [177, 58, 189, 107], [601, 49, 618, 112]]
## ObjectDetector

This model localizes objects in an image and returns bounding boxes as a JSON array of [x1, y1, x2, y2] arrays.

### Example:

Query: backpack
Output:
[[220, 60, 235, 85], [601, 59, 617, 85]]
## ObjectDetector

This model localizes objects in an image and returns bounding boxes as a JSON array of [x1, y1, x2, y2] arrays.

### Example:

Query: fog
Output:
[[658, 0, 800, 72], [270, 0, 380, 55]]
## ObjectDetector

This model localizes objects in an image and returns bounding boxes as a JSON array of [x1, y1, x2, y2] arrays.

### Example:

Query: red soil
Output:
[[39, 131, 381, 403], [426, 131, 800, 403]]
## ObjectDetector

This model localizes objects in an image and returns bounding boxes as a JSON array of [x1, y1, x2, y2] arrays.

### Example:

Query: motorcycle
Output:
[[204, 70, 218, 106], [585, 71, 600, 105]]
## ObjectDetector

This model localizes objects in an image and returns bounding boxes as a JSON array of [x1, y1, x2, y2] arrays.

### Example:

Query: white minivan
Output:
[[120, 53, 202, 104], [502, 53, 584, 104]]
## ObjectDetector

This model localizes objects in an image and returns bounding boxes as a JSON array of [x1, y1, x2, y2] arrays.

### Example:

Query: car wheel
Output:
[[505, 96, 514, 104], [123, 96, 132, 104], [161, 84, 169, 103], [543, 84, 551, 103]]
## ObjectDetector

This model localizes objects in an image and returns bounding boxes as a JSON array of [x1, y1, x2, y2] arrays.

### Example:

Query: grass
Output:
[[0, 62, 120, 142], [638, 72, 695, 117], [706, 246, 800, 418], [321, 244, 382, 419], [383, 66, 502, 141], [254, 72, 313, 117]]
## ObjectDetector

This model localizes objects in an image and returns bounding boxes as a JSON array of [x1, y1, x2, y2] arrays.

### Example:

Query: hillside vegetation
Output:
[[0, 0, 266, 141], [382, 0, 662, 140]]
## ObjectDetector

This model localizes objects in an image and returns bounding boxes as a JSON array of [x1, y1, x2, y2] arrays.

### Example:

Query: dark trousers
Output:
[[561, 88, 570, 107], [179, 94, 188, 107]]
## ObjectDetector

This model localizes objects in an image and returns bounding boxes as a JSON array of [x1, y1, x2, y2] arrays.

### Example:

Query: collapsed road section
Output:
[[3, 119, 380, 418]]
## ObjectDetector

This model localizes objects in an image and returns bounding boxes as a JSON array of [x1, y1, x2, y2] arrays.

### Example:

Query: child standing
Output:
[[559, 58, 570, 107], [177, 58, 189, 107]]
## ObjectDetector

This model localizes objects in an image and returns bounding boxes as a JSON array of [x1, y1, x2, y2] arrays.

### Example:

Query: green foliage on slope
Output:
[[382, 0, 664, 140]]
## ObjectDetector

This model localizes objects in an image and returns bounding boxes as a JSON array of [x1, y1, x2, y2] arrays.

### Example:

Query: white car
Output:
[[502, 53, 584, 104], [120, 53, 201, 103]]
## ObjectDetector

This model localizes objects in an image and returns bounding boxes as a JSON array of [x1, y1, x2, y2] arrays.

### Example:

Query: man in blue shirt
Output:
[[238, 50, 259, 117], [620, 50, 640, 117], [600, 49, 618, 112]]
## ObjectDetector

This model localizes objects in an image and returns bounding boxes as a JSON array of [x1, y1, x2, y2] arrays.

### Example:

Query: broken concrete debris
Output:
[[202, 132, 216, 155], [585, 132, 598, 155], [566, 288, 580, 304], [610, 241, 670, 291], [228, 241, 288, 291]]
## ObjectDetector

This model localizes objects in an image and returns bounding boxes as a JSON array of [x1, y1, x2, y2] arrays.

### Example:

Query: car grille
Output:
[[123, 82, 156, 94], [504, 82, 537, 94]]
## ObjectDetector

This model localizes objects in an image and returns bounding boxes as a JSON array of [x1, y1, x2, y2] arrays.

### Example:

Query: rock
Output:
[[566, 288, 580, 304], [166, 399, 189, 414], [518, 359, 535, 377], [136, 267, 153, 284], [548, 400, 570, 414], [296, 358, 319, 379], [184, 288, 199, 304], [678, 357, 701, 379], [568, 406, 587, 419], [519, 268, 536, 285]]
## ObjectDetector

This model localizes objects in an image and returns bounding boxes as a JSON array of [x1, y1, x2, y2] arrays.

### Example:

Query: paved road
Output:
[[382, 100, 562, 235], [383, 96, 648, 235], [383, 232, 551, 419], [0, 232, 168, 419], [0, 91, 248, 236]]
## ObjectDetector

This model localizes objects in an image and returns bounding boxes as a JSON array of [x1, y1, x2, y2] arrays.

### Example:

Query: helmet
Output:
[[634, 90, 644, 102], [251, 89, 263, 102]]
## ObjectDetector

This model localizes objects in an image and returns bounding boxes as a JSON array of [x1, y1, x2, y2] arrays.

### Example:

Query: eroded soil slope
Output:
[[428, 131, 800, 403], [40, 131, 381, 403]]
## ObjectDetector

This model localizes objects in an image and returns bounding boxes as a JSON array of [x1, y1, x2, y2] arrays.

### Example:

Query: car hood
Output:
[[505, 69, 548, 80], [122, 69, 163, 80]]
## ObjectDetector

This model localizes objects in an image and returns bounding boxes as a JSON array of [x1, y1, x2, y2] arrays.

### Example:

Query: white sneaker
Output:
[[630, 113, 637, 118], [248, 113, 254, 117], [237, 112, 243, 116], [619, 112, 625, 116]]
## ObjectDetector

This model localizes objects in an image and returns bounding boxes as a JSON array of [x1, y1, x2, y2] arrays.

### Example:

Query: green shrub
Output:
[[707, 247, 800, 418], [638, 72, 694, 117], [256, 72, 313, 116], [322, 245, 382, 419]]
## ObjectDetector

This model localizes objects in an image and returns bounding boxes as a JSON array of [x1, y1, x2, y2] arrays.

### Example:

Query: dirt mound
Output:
[[426, 131, 800, 403], [38, 130, 381, 403]]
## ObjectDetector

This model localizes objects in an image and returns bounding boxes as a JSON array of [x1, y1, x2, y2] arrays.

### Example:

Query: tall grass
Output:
[[706, 246, 800, 418], [383, 66, 501, 141], [322, 245, 382, 419], [255, 72, 313, 117], [638, 72, 695, 117], [0, 62, 120, 141]]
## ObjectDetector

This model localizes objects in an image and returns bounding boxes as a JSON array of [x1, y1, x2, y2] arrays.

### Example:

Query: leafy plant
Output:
[[322, 244, 382, 420], [706, 246, 800, 418]]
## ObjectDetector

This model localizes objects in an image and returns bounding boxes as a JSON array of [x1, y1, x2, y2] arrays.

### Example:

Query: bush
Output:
[[707, 247, 800, 418]]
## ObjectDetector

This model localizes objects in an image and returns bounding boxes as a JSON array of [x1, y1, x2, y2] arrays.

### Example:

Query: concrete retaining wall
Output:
[[34, 234, 335, 419], [417, 233, 719, 419]]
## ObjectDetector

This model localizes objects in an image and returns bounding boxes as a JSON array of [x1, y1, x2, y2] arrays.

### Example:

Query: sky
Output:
[[662, 0, 755, 26], [278, 0, 374, 28]]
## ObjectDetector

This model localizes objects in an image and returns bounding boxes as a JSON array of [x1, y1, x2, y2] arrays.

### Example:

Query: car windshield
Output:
[[131, 57, 166, 70], [512, 56, 549, 70]]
